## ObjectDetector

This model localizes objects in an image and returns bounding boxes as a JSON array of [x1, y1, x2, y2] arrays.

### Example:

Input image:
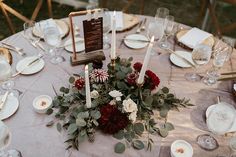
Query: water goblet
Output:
[[43, 25, 63, 64], [155, 7, 169, 21], [159, 15, 175, 49], [102, 8, 111, 50], [185, 43, 212, 82]]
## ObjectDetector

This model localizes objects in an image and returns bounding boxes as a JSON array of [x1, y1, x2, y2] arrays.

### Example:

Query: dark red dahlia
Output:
[[74, 77, 85, 90], [98, 104, 129, 134], [133, 62, 142, 72], [126, 73, 138, 86], [145, 70, 160, 90]]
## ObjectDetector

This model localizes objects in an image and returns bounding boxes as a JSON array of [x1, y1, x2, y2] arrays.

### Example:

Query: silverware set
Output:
[[2, 42, 26, 56]]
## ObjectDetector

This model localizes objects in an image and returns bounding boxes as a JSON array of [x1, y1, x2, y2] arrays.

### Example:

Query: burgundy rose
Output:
[[98, 104, 129, 134], [126, 73, 138, 86], [133, 62, 142, 72], [74, 77, 85, 90], [145, 70, 160, 90]]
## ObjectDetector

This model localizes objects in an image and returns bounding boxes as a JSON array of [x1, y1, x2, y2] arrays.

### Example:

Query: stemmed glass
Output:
[[147, 20, 164, 55], [155, 7, 169, 22], [0, 121, 21, 157], [0, 57, 19, 97], [23, 21, 40, 46], [102, 9, 111, 50], [185, 43, 212, 82], [203, 46, 229, 85], [159, 15, 175, 49], [43, 24, 63, 64]]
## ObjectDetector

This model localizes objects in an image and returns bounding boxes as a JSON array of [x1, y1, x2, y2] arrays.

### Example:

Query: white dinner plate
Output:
[[32, 19, 69, 39], [206, 103, 236, 133], [0, 94, 19, 120], [124, 34, 149, 49], [169, 51, 195, 68], [64, 37, 85, 53], [16, 56, 45, 75]]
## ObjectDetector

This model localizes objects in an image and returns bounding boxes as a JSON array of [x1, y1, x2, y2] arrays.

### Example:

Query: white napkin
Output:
[[179, 27, 212, 49], [109, 11, 124, 30], [38, 19, 63, 35]]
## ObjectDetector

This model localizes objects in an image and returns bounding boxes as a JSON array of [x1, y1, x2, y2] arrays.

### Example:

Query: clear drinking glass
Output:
[[147, 20, 164, 55], [155, 7, 169, 21], [159, 15, 175, 49], [230, 136, 236, 157], [102, 9, 111, 50], [43, 26, 63, 64], [0, 121, 21, 157], [0, 57, 18, 97], [203, 47, 228, 85], [23, 21, 40, 45], [185, 43, 212, 82]]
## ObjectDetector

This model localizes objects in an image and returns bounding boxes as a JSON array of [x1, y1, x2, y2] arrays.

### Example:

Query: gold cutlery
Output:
[[12, 55, 43, 77], [140, 18, 147, 31], [166, 49, 196, 68], [0, 91, 9, 110], [2, 42, 26, 56], [221, 71, 236, 75], [218, 76, 236, 81]]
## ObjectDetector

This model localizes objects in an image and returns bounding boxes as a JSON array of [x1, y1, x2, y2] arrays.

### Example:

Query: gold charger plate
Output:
[[0, 47, 12, 65], [116, 13, 139, 33], [32, 19, 70, 39], [175, 29, 215, 50]]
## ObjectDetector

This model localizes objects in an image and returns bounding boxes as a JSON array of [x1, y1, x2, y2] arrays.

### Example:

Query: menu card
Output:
[[83, 17, 103, 52]]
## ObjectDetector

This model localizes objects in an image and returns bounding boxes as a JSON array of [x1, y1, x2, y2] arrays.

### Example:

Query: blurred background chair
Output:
[[199, 0, 236, 38]]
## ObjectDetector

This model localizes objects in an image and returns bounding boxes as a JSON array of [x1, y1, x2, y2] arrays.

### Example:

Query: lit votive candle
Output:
[[33, 95, 52, 113], [171, 140, 193, 157]]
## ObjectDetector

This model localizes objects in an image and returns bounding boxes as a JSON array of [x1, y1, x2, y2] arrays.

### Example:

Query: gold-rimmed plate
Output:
[[0, 47, 12, 65]]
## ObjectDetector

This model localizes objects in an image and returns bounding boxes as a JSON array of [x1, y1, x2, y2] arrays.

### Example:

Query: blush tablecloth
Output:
[[1, 15, 236, 157]]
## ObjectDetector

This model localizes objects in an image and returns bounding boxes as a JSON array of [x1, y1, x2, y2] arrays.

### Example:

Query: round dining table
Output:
[[1, 14, 236, 157]]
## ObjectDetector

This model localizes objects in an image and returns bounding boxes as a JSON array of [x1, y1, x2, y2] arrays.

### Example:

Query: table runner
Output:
[[1, 15, 236, 157]]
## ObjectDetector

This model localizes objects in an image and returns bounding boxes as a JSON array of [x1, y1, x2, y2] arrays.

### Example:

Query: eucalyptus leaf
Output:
[[132, 140, 144, 150], [57, 123, 62, 132], [46, 108, 53, 115], [145, 96, 153, 106], [159, 128, 168, 137], [90, 110, 101, 119], [60, 87, 66, 93], [134, 123, 144, 135], [160, 108, 169, 118], [113, 130, 124, 140], [164, 122, 174, 131], [68, 123, 78, 134], [162, 87, 169, 93], [76, 118, 86, 127], [46, 121, 54, 127], [114, 142, 125, 154], [77, 111, 89, 119], [69, 77, 75, 84]]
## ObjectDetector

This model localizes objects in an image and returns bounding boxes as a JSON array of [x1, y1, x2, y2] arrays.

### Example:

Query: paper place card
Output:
[[179, 27, 212, 49], [109, 11, 124, 30], [38, 18, 63, 35]]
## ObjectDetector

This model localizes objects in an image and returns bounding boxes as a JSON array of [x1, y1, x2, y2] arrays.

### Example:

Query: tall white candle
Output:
[[110, 11, 116, 60], [137, 36, 155, 84], [85, 65, 91, 108]]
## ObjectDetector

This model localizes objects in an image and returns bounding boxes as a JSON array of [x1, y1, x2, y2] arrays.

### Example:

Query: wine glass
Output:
[[203, 46, 229, 85], [185, 43, 212, 82], [0, 121, 21, 157], [102, 8, 111, 50], [0, 57, 19, 97], [155, 7, 169, 22], [147, 20, 164, 55], [43, 25, 63, 64], [159, 15, 175, 49]]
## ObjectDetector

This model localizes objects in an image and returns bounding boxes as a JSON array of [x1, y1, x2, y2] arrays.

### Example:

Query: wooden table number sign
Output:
[[69, 9, 106, 66]]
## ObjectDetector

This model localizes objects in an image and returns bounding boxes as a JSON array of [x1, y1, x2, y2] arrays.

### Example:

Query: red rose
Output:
[[133, 62, 142, 72], [98, 104, 129, 134], [74, 77, 85, 90], [126, 73, 138, 85], [145, 70, 160, 90]]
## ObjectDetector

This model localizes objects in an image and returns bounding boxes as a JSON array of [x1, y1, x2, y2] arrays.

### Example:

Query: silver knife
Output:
[[124, 38, 150, 43], [0, 91, 9, 110], [12, 55, 43, 77]]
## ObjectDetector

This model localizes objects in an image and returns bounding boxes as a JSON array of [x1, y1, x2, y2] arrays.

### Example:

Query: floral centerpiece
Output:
[[46, 57, 193, 153]]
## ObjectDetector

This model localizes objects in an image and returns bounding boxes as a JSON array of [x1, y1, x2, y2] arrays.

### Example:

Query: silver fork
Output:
[[136, 21, 143, 33], [140, 18, 147, 31]]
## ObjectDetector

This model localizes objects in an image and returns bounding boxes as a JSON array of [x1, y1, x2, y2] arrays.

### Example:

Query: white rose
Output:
[[129, 111, 137, 123], [116, 97, 121, 101], [109, 90, 123, 98], [122, 98, 138, 113], [90, 90, 99, 99], [109, 100, 116, 105]]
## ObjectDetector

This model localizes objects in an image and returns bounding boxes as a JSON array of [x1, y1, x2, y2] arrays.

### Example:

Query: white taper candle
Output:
[[137, 36, 155, 84], [110, 11, 116, 60], [85, 65, 91, 108]]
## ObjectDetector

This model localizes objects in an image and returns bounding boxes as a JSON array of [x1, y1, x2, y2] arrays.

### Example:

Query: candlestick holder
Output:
[[111, 58, 116, 71], [136, 80, 144, 87]]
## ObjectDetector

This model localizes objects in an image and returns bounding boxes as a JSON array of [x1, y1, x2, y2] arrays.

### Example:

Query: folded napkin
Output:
[[109, 11, 124, 30], [179, 27, 212, 49], [38, 19, 63, 35]]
